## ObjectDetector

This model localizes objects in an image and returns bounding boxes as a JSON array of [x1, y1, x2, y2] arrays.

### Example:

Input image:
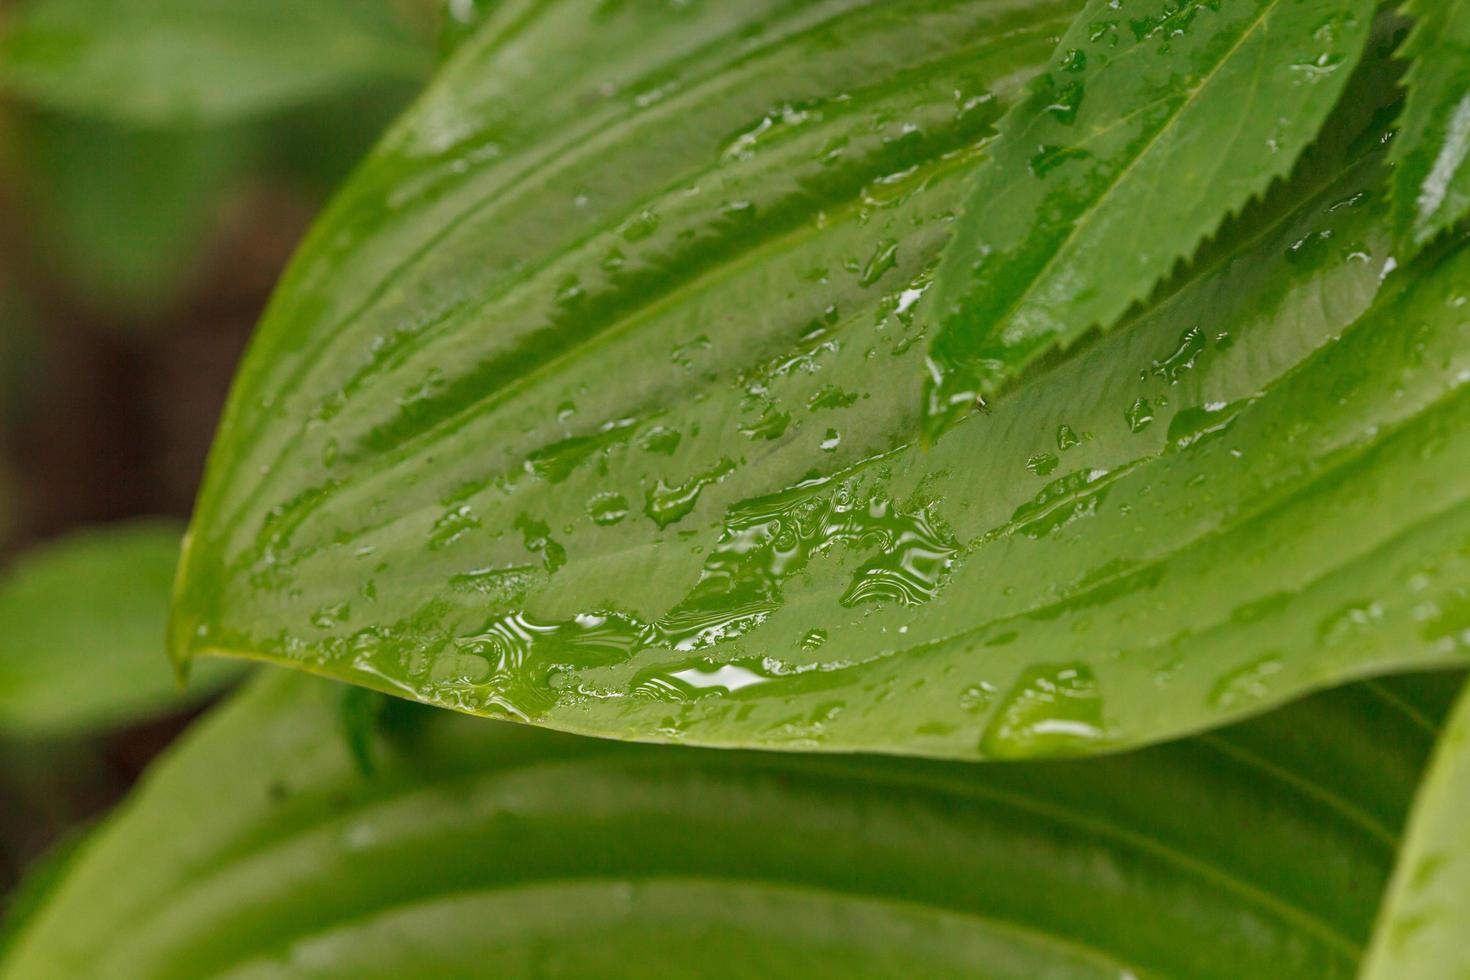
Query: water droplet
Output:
[[800, 628, 828, 651], [1026, 452, 1060, 476], [587, 492, 630, 526], [858, 238, 899, 286], [1056, 424, 1080, 450], [980, 663, 1104, 758], [1125, 397, 1154, 433], [1209, 655, 1284, 711], [644, 458, 737, 529]]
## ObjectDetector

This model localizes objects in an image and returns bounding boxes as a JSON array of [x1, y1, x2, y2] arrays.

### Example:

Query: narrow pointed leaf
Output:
[[0, 0, 431, 126], [1361, 676, 1470, 980], [3, 668, 1463, 978], [0, 522, 238, 737], [173, 7, 1470, 758], [1389, 0, 1470, 254], [922, 0, 1376, 430]]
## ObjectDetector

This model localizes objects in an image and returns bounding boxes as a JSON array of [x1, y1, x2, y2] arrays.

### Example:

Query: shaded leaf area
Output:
[[0, 0, 431, 126], [923, 0, 1376, 431], [1389, 0, 1470, 254], [2, 80, 424, 324], [0, 522, 239, 737], [2, 668, 1464, 979], [173, 2, 1470, 758], [9, 113, 258, 318], [1362, 675, 1470, 980]]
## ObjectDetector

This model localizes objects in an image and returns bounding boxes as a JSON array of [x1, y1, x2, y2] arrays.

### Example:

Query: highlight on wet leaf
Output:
[[1, 668, 1461, 979], [1388, 0, 1470, 255], [923, 0, 1376, 434], [168, 2, 1470, 760]]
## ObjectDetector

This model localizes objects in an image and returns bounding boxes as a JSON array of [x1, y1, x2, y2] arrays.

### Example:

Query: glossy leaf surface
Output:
[[174, 4, 1470, 758], [0, 0, 431, 125], [2, 668, 1462, 979], [0, 522, 237, 737], [1389, 0, 1470, 254], [1361, 676, 1470, 980], [922, 0, 1376, 428]]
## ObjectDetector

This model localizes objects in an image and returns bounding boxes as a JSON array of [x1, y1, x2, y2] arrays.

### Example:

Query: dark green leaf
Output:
[[173, 4, 1469, 758], [2, 668, 1462, 978], [1388, 0, 1470, 253], [922, 0, 1376, 431], [0, 0, 432, 126], [16, 112, 256, 317], [0, 522, 239, 737], [1361, 675, 1470, 980]]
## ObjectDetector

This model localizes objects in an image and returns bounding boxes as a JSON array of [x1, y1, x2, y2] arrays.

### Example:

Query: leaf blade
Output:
[[172, 4, 1470, 758], [1388, 0, 1470, 254], [1361, 676, 1470, 980], [3, 668, 1461, 978], [923, 0, 1376, 432], [0, 0, 431, 125], [0, 522, 239, 737]]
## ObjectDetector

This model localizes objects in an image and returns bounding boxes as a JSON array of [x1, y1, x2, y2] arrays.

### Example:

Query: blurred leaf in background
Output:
[[0, 0, 437, 325], [0, 521, 240, 738], [0, 0, 432, 126]]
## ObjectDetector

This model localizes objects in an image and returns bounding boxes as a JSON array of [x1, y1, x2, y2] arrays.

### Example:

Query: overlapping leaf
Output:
[[0, 0, 431, 125], [172, 3, 1470, 758], [0, 522, 238, 737], [922, 0, 1376, 431], [3, 668, 1462, 978], [1389, 0, 1470, 254], [1361, 676, 1470, 980]]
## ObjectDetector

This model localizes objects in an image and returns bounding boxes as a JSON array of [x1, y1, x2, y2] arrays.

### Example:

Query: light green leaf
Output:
[[0, 522, 240, 737], [1361, 675, 1470, 980], [173, 3, 1470, 759], [0, 0, 431, 126], [1388, 0, 1470, 254], [921, 0, 1376, 431], [3, 667, 1462, 979]]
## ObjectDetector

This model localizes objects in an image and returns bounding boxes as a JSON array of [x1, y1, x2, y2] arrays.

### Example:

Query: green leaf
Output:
[[437, 0, 496, 59], [2, 668, 1462, 979], [15, 112, 256, 317], [0, 522, 240, 737], [173, 3, 1470, 759], [1388, 0, 1470, 254], [921, 0, 1377, 432], [0, 0, 432, 126], [1361, 675, 1470, 980]]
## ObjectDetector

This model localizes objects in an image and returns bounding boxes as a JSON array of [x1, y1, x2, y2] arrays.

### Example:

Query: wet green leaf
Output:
[[1361, 675, 1470, 980], [0, 522, 239, 737], [1388, 0, 1470, 254], [923, 0, 1376, 431], [2, 668, 1462, 979], [0, 0, 431, 126], [173, 3, 1470, 758]]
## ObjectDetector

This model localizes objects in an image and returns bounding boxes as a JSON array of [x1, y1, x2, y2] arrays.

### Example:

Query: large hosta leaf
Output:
[[1361, 676, 1470, 980], [2, 668, 1462, 978], [173, 3, 1470, 758], [1389, 0, 1470, 254], [921, 0, 1376, 430], [0, 522, 238, 737], [0, 0, 430, 126]]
